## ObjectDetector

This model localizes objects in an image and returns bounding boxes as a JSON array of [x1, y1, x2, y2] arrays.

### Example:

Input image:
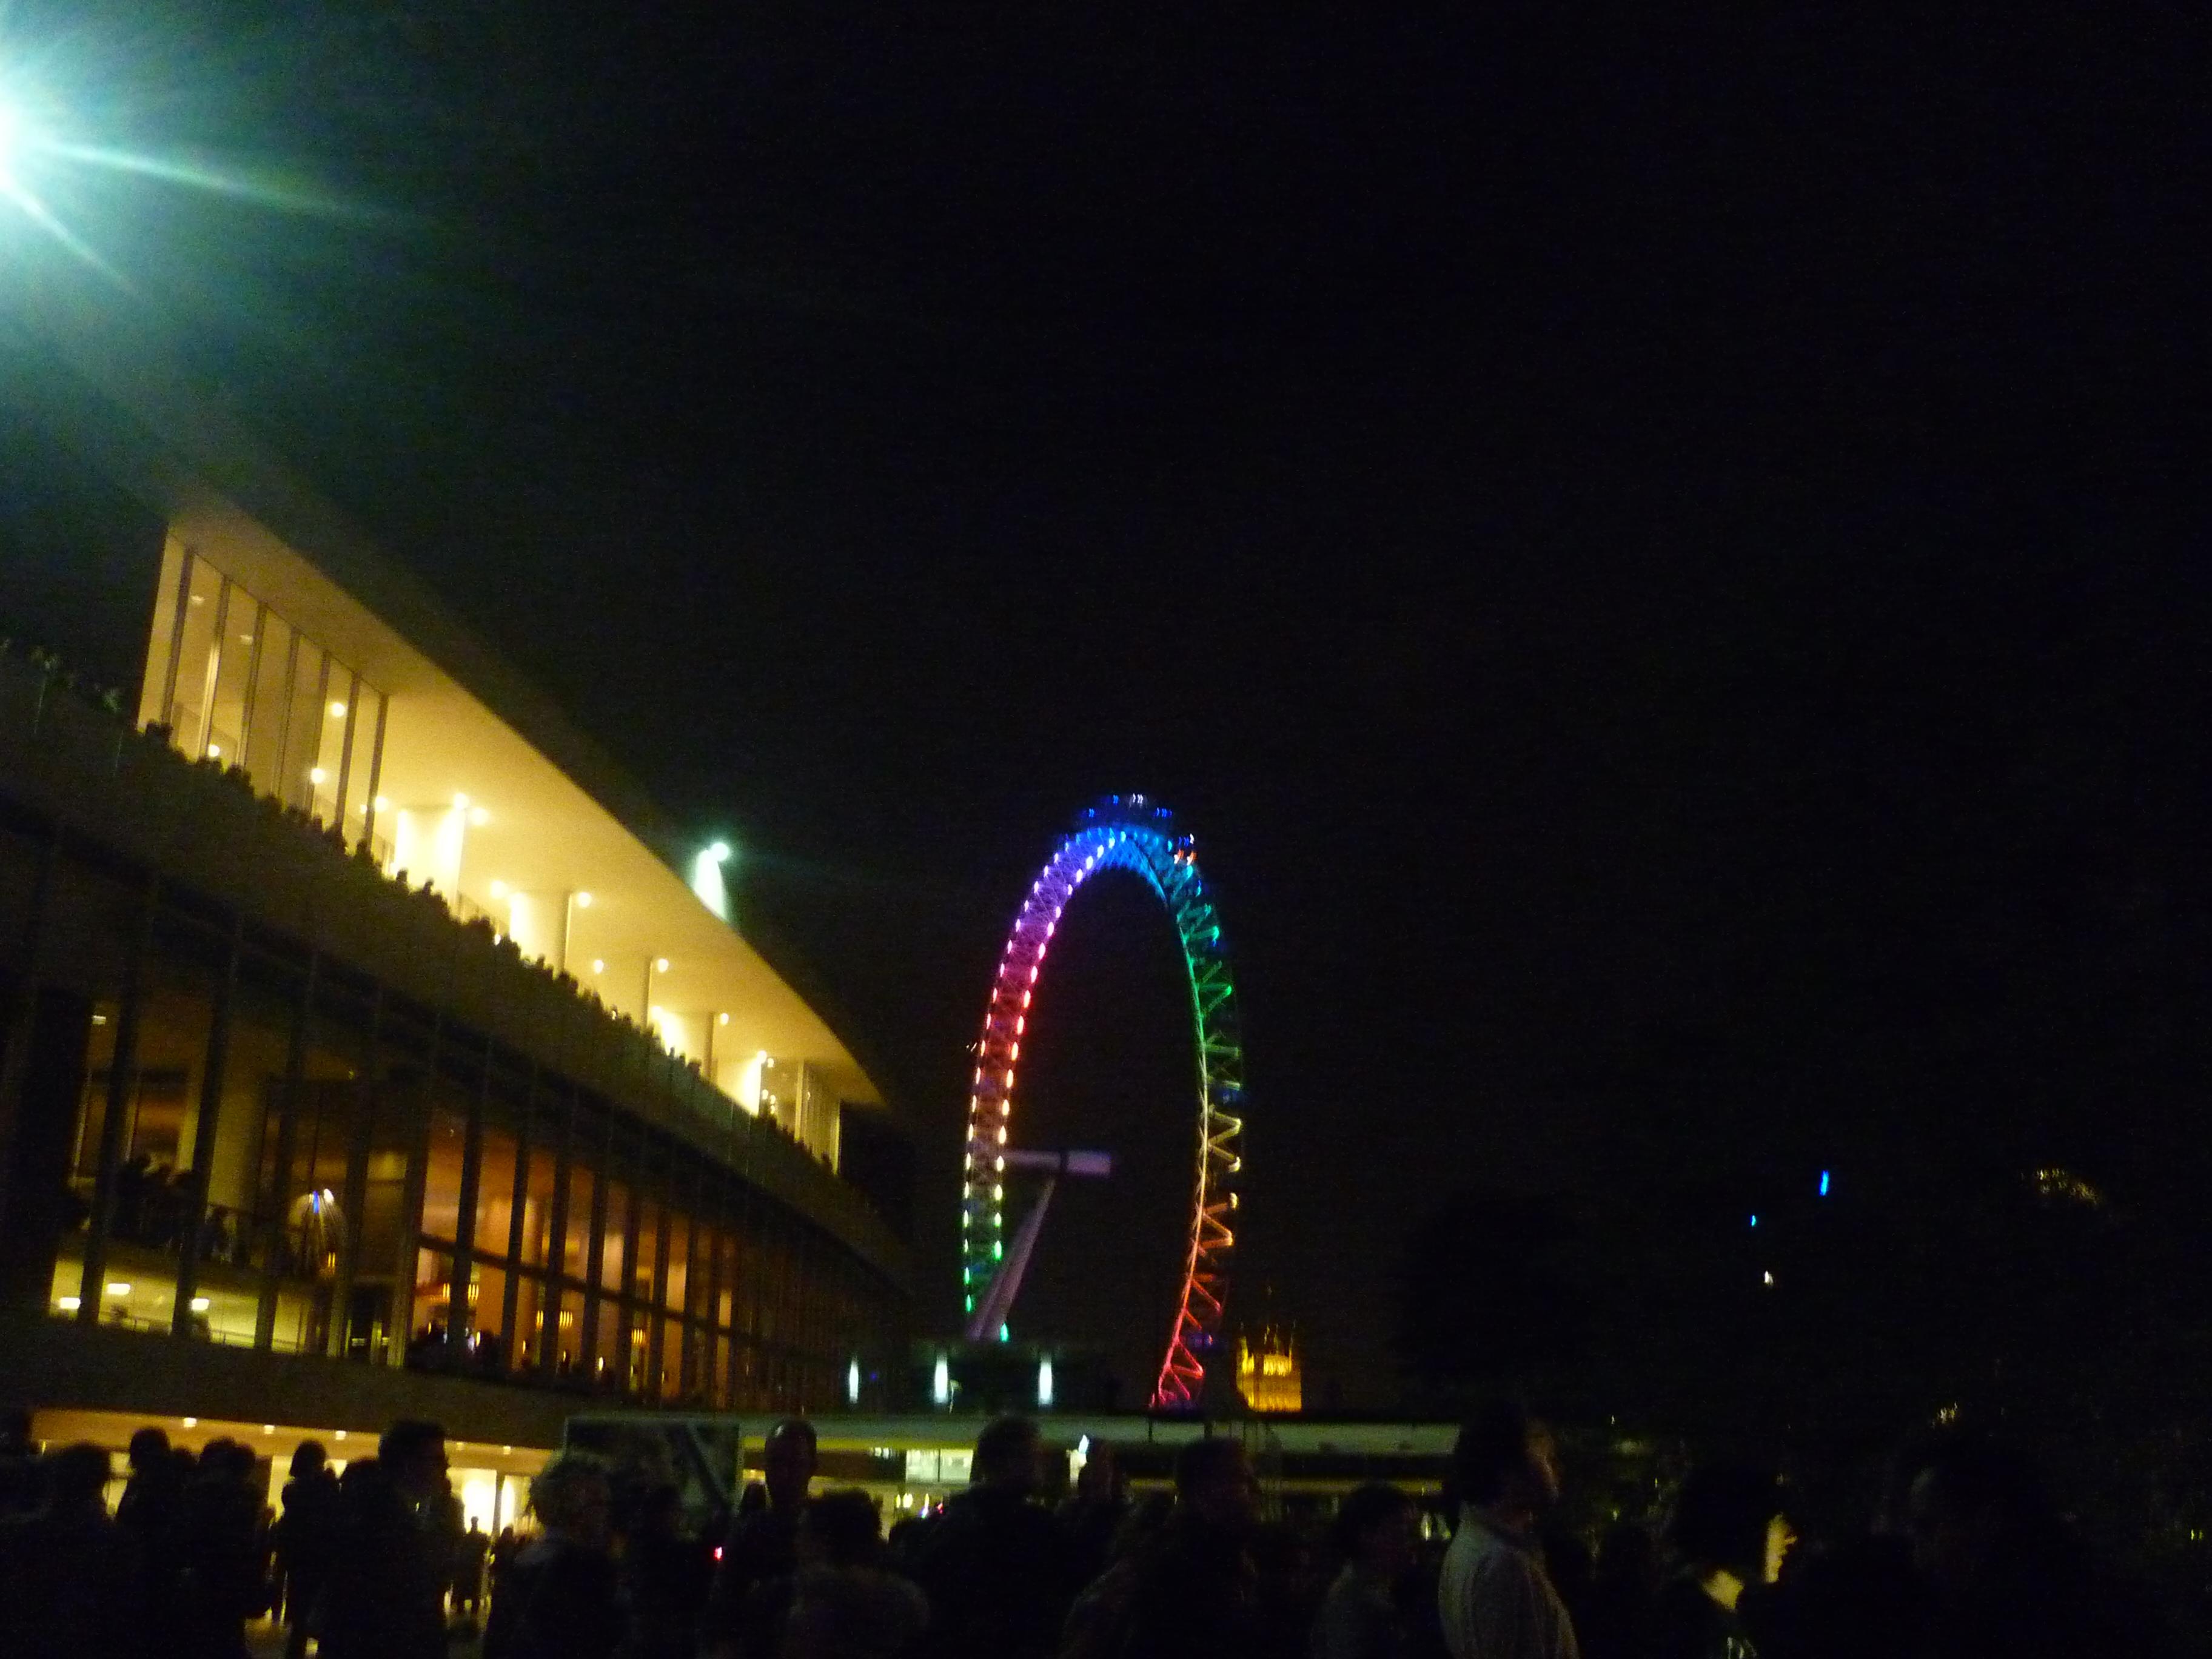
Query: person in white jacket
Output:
[[1437, 1403, 1579, 1659]]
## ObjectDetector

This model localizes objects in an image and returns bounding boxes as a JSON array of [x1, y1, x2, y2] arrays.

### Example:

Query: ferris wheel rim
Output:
[[959, 794, 1245, 1410]]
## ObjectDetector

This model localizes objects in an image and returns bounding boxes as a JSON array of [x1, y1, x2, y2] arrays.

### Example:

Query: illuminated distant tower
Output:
[[1235, 1324, 1302, 1413]]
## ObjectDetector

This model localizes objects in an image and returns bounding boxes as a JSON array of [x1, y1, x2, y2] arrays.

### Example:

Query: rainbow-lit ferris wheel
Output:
[[960, 795, 1245, 1410]]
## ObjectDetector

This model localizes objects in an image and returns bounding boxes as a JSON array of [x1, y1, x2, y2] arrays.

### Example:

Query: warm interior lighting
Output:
[[590, 958, 605, 974], [373, 794, 390, 812], [470, 806, 491, 826], [718, 1012, 729, 1025], [309, 767, 327, 785], [104, 1281, 131, 1296], [574, 891, 592, 908], [181, 1416, 197, 1428], [655, 957, 670, 972], [489, 879, 508, 897], [56, 1295, 80, 1311], [327, 700, 347, 718], [452, 793, 469, 808], [333, 1429, 346, 1441], [189, 1296, 210, 1312], [206, 743, 222, 758]]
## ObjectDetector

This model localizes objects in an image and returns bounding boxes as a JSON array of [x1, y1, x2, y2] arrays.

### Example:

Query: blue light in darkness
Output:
[[1749, 1213, 1758, 1228], [1818, 1170, 1832, 1197]]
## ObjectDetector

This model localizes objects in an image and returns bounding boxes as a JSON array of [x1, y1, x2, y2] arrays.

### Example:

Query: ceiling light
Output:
[[718, 1013, 729, 1026], [470, 806, 490, 825], [104, 1281, 130, 1296], [56, 1295, 79, 1312], [327, 700, 347, 718], [181, 1416, 198, 1428], [574, 891, 592, 908], [373, 794, 390, 812], [453, 793, 469, 809], [309, 767, 327, 785], [206, 743, 222, 759], [489, 879, 508, 897], [591, 959, 605, 974], [655, 957, 670, 972], [190, 1296, 210, 1312]]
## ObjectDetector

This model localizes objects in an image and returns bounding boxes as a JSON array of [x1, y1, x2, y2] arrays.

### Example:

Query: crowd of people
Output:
[[0, 1399, 2187, 1658]]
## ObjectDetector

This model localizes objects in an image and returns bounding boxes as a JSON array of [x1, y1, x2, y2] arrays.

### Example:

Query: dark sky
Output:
[[16, 5, 2210, 1403]]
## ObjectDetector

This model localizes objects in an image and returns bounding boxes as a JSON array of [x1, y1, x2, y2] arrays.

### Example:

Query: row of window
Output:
[[27, 830, 894, 1415]]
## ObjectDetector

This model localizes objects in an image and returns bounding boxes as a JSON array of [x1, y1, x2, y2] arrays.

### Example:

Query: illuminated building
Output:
[[1236, 1326, 1303, 1413], [0, 280, 909, 1486]]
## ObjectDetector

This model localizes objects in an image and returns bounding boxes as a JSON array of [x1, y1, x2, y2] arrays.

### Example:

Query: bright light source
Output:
[[1037, 1356, 1055, 1409], [469, 807, 490, 826], [104, 1281, 130, 1296], [333, 1430, 346, 1441], [1818, 1169, 1832, 1197], [574, 891, 592, 908], [452, 793, 469, 809], [181, 1416, 197, 1428], [56, 1295, 80, 1312], [189, 1296, 210, 1312], [327, 700, 347, 718], [655, 957, 670, 972], [206, 743, 222, 759], [931, 1354, 951, 1406], [691, 845, 732, 919], [309, 767, 327, 785], [591, 958, 604, 974], [717, 1012, 729, 1026], [263, 1424, 275, 1435], [373, 794, 390, 812], [846, 1358, 861, 1404], [489, 879, 508, 898]]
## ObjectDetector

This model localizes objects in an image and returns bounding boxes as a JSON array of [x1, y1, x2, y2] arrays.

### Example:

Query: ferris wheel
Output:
[[960, 795, 1245, 1409]]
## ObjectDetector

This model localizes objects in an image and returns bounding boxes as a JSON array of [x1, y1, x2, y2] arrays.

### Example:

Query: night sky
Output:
[[12, 7, 2208, 1406]]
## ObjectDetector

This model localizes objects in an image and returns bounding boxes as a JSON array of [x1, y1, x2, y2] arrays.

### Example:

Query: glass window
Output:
[[471, 1261, 507, 1366], [474, 1122, 520, 1259], [411, 1247, 452, 1347], [204, 585, 256, 769], [311, 665, 354, 823], [517, 1139, 557, 1268], [169, 555, 223, 754], [555, 1287, 585, 1379], [420, 1107, 467, 1244], [243, 612, 293, 783], [598, 1179, 629, 1293], [512, 1273, 546, 1371], [281, 641, 326, 811], [658, 1316, 683, 1401], [349, 685, 387, 853], [591, 1293, 622, 1388], [662, 1212, 691, 1314], [632, 1194, 660, 1302], [563, 1161, 595, 1281]]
